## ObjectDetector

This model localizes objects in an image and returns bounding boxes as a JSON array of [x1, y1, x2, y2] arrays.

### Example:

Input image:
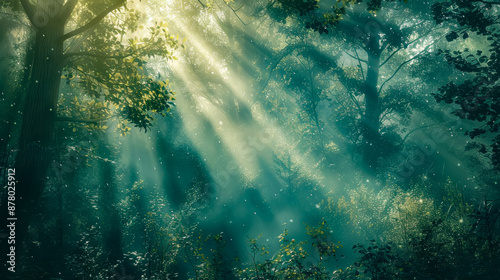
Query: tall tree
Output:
[[0, 0, 180, 258], [331, 5, 439, 174], [261, 0, 438, 175]]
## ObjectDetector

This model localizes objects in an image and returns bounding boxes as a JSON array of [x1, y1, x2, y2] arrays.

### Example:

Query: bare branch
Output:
[[224, 1, 251, 26], [379, 47, 402, 68], [197, 0, 208, 7], [378, 38, 441, 95], [343, 50, 367, 63], [398, 123, 442, 146], [380, 27, 435, 68], [354, 49, 365, 80], [378, 55, 419, 95]]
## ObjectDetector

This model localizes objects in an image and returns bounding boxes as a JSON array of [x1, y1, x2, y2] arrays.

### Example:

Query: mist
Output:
[[1, 0, 499, 279]]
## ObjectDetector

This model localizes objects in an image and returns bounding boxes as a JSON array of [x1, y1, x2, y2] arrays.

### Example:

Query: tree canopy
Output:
[[433, 0, 500, 169], [0, 0, 499, 279]]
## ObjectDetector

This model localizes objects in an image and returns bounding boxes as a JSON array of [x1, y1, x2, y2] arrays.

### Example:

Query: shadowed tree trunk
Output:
[[362, 33, 382, 174], [0, 0, 123, 262], [13, 14, 66, 250], [0, 21, 33, 185], [0, 19, 18, 161]]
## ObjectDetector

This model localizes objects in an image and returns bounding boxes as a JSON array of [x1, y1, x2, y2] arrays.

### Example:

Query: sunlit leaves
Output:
[[63, 6, 183, 134], [56, 94, 112, 135], [235, 228, 334, 280], [306, 220, 342, 261]]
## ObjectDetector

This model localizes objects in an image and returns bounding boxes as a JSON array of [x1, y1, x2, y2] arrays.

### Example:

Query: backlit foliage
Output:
[[63, 2, 182, 133]]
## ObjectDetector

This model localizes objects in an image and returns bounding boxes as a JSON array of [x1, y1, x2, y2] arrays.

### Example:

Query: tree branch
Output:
[[378, 38, 440, 95], [63, 51, 132, 66], [262, 43, 339, 92], [398, 123, 442, 146], [379, 47, 402, 68], [197, 0, 207, 7], [347, 89, 363, 115], [60, 0, 125, 41], [354, 49, 365, 80], [224, 1, 252, 26], [379, 108, 394, 123], [344, 50, 367, 63], [60, 0, 79, 23], [380, 27, 435, 68], [20, 0, 36, 27], [378, 55, 419, 95], [261, 43, 307, 92], [332, 71, 363, 115]]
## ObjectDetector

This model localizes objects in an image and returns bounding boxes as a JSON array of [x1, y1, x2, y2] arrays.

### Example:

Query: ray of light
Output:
[[164, 18, 341, 200]]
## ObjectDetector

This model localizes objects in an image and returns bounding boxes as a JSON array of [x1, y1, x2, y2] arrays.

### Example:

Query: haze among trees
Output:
[[0, 0, 499, 279]]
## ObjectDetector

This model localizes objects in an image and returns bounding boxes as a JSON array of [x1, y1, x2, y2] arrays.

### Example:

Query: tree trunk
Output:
[[7, 20, 65, 258], [0, 21, 32, 181], [362, 34, 381, 174]]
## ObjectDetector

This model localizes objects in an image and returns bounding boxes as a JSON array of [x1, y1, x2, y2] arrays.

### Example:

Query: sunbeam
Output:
[[1, 0, 499, 278]]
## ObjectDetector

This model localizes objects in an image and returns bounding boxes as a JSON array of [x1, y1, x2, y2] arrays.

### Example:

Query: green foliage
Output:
[[116, 181, 237, 280], [5, 2, 500, 280], [64, 13, 182, 132], [120, 181, 496, 280], [65, 225, 116, 279], [306, 220, 342, 263], [17, 178, 500, 279], [0, 0, 21, 11], [335, 185, 397, 238], [267, 0, 410, 34], [432, 0, 500, 170], [352, 241, 399, 280], [234, 221, 341, 280], [330, 180, 500, 279], [235, 229, 312, 279], [183, 232, 233, 280]]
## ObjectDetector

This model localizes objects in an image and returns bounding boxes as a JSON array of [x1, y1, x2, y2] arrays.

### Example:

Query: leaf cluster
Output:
[[432, 0, 500, 169]]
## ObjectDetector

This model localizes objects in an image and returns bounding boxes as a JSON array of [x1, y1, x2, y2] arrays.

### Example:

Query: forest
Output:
[[0, 0, 499, 279]]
